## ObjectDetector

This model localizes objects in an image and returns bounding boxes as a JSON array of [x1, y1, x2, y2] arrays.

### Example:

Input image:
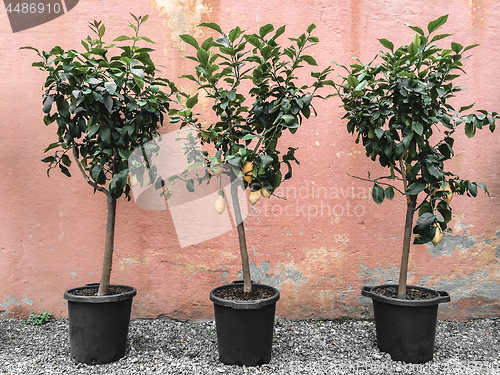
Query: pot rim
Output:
[[210, 282, 280, 310], [362, 284, 450, 307], [63, 283, 137, 304]]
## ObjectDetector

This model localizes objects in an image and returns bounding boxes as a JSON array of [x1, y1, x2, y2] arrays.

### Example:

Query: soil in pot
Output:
[[373, 286, 437, 300], [213, 285, 274, 301], [69, 285, 129, 297]]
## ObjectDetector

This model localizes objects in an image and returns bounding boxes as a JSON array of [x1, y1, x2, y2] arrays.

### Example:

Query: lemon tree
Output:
[[24, 15, 177, 296], [172, 23, 333, 293], [336, 15, 498, 299]]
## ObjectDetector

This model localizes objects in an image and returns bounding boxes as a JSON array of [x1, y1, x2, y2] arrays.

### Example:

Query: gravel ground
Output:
[[0, 317, 498, 374]]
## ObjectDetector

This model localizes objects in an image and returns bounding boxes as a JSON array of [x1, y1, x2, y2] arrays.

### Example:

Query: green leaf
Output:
[[354, 80, 367, 92], [429, 33, 452, 43], [44, 114, 56, 125], [437, 202, 452, 223], [300, 55, 318, 66], [459, 103, 475, 112], [56, 97, 70, 119], [140, 36, 155, 44], [273, 25, 287, 40], [44, 142, 60, 152], [241, 134, 262, 140], [427, 15, 448, 34], [476, 182, 488, 193], [186, 93, 199, 109], [468, 181, 478, 197], [384, 186, 395, 200], [114, 35, 132, 41], [196, 48, 209, 66], [43, 95, 54, 114], [259, 24, 274, 38], [103, 96, 113, 112], [98, 24, 105, 38], [306, 23, 316, 33], [463, 43, 480, 52], [104, 81, 117, 95], [228, 26, 244, 42], [87, 77, 102, 85], [406, 182, 426, 195], [179, 34, 200, 50], [41, 156, 55, 163], [109, 169, 128, 198], [413, 223, 436, 244], [418, 201, 433, 216], [199, 22, 223, 34], [414, 212, 436, 232], [451, 42, 463, 53], [59, 164, 71, 177], [412, 122, 423, 136], [378, 38, 394, 51], [372, 184, 385, 204], [406, 24, 425, 36], [118, 149, 133, 161], [99, 126, 111, 145], [186, 179, 195, 192], [260, 155, 274, 168], [61, 154, 71, 167], [464, 121, 476, 138]]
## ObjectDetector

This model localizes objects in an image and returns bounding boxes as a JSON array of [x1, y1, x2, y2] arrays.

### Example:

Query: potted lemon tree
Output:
[[23, 15, 176, 364], [171, 22, 333, 366], [336, 15, 498, 363]]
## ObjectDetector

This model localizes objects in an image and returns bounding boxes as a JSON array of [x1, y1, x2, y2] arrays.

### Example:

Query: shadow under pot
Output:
[[63, 283, 136, 365], [210, 281, 280, 366], [362, 284, 450, 364]]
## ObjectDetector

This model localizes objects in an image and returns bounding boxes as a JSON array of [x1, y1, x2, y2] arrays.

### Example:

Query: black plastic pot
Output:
[[63, 283, 137, 364], [209, 281, 280, 366], [362, 284, 450, 364]]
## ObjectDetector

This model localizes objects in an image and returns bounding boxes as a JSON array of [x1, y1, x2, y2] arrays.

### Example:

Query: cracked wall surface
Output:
[[1, 0, 499, 320]]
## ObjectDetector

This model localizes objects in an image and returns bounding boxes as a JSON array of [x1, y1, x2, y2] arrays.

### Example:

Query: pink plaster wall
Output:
[[1, 0, 499, 320]]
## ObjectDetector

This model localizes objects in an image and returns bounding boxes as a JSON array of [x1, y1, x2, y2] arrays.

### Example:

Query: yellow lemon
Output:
[[214, 195, 225, 214], [248, 190, 261, 205], [260, 187, 271, 198], [213, 164, 224, 177], [431, 224, 443, 246], [432, 182, 453, 205], [128, 173, 139, 188], [242, 162, 253, 184]]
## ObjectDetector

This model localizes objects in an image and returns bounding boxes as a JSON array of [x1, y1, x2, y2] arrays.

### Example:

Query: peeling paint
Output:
[[452, 213, 473, 233], [1, 295, 20, 309], [151, 0, 212, 52], [21, 297, 33, 306], [238, 261, 308, 291], [119, 255, 150, 271], [426, 233, 476, 257], [357, 263, 401, 286]]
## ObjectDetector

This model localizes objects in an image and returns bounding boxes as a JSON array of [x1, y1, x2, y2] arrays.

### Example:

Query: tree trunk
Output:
[[97, 194, 117, 296], [230, 177, 252, 293], [398, 194, 417, 299]]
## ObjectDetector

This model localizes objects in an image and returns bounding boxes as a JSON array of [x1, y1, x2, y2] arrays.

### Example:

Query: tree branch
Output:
[[347, 173, 405, 195], [72, 145, 109, 196]]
